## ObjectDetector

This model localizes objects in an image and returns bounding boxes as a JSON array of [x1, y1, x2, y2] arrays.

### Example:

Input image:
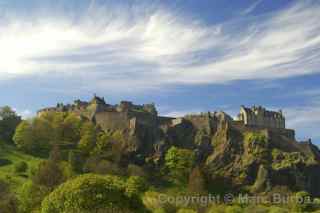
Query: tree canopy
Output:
[[0, 106, 21, 144], [41, 174, 149, 213]]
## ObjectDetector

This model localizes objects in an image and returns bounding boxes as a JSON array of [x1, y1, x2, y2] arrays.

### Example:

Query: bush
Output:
[[68, 150, 83, 173], [0, 179, 18, 213], [142, 191, 176, 213], [244, 132, 267, 145], [126, 176, 148, 196], [32, 160, 65, 189], [41, 174, 149, 213], [165, 147, 195, 184], [14, 161, 28, 173], [83, 157, 123, 175], [19, 181, 50, 213], [292, 191, 313, 212]]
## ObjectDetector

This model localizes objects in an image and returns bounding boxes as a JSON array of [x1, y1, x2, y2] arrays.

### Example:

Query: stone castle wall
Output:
[[239, 106, 285, 129], [184, 113, 213, 134], [94, 111, 129, 131], [128, 111, 157, 127], [37, 97, 297, 144], [232, 120, 295, 140]]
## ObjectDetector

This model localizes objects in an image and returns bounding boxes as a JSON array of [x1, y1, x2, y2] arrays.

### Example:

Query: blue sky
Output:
[[0, 0, 320, 143]]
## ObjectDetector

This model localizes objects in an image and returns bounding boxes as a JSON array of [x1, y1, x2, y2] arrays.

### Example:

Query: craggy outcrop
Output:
[[205, 121, 320, 196], [38, 97, 320, 196]]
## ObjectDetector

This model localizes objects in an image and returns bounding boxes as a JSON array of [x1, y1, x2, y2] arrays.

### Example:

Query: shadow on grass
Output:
[[0, 158, 12, 167]]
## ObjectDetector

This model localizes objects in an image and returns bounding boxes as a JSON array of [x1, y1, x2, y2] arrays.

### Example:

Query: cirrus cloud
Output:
[[0, 1, 319, 92]]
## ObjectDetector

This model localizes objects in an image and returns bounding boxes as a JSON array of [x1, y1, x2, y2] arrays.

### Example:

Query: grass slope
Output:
[[0, 144, 43, 193]]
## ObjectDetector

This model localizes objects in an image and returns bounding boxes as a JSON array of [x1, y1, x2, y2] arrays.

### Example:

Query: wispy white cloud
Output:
[[285, 99, 320, 142], [0, 1, 319, 92], [240, 0, 263, 15]]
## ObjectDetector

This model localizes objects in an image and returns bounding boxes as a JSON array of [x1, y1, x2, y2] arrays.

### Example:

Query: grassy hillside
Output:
[[0, 144, 43, 193]]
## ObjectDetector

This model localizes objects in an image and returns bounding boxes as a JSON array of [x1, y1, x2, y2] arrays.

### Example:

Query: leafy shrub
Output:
[[142, 191, 176, 213], [165, 147, 195, 184], [32, 160, 65, 189], [19, 181, 50, 213], [126, 176, 148, 196], [68, 150, 83, 173], [83, 157, 123, 175], [244, 132, 267, 145], [0, 179, 18, 213], [292, 191, 313, 212], [41, 174, 149, 213], [78, 122, 97, 154], [0, 106, 21, 144], [14, 161, 28, 173]]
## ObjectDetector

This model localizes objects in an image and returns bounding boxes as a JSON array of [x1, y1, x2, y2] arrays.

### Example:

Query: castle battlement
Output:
[[37, 95, 160, 133], [37, 98, 293, 141], [238, 105, 285, 129]]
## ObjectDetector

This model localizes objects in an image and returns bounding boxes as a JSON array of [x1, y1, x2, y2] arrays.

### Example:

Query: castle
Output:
[[237, 105, 285, 129], [37, 96, 294, 140], [37, 95, 160, 134]]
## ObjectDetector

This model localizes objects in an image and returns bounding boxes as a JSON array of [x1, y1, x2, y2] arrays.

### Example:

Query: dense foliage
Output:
[[41, 174, 149, 213], [165, 146, 195, 184], [13, 112, 82, 156], [0, 106, 21, 144]]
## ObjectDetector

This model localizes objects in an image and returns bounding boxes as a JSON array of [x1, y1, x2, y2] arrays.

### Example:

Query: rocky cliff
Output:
[[37, 97, 320, 196]]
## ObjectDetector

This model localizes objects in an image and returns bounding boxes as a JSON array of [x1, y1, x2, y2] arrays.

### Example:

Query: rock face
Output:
[[205, 121, 320, 196], [37, 97, 320, 196]]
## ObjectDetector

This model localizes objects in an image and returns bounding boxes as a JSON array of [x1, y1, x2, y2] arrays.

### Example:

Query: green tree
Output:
[[92, 131, 113, 155], [165, 147, 195, 184], [0, 106, 21, 144], [13, 121, 34, 153], [78, 122, 97, 154], [41, 174, 149, 213], [49, 145, 62, 163], [32, 117, 53, 154], [62, 113, 82, 144], [14, 161, 28, 173], [68, 150, 83, 173], [32, 160, 65, 190], [14, 118, 53, 156], [50, 112, 65, 144]]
